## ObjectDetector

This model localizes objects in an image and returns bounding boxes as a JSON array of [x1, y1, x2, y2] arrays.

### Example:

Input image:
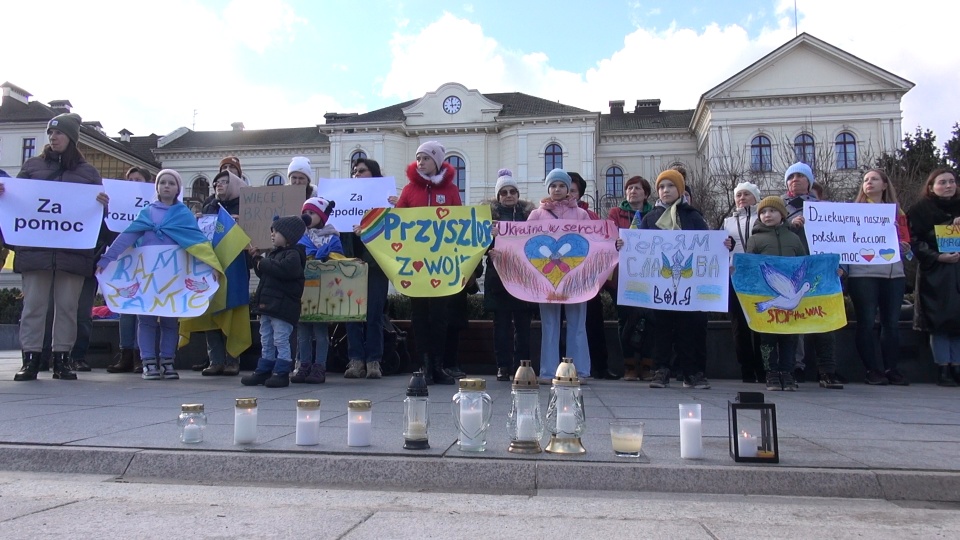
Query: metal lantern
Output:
[[403, 370, 430, 450], [452, 378, 493, 452], [544, 357, 586, 454], [728, 391, 779, 463], [508, 360, 543, 454]]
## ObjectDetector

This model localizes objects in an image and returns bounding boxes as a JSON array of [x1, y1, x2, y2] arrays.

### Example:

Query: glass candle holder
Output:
[[451, 378, 493, 452], [234, 397, 258, 445], [508, 360, 543, 454], [347, 400, 372, 447], [403, 370, 430, 450], [178, 403, 206, 444], [296, 399, 321, 446]]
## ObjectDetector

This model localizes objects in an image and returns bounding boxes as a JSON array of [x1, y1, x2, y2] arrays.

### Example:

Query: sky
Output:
[[5, 0, 958, 148]]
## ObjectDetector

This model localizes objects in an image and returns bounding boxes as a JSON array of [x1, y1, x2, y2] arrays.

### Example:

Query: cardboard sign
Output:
[[488, 219, 619, 303], [239, 184, 306, 249], [803, 201, 901, 264], [315, 176, 397, 231], [0, 179, 103, 249], [360, 206, 492, 297], [301, 259, 368, 322], [102, 178, 157, 232], [935, 225, 960, 253], [97, 245, 220, 316], [732, 253, 846, 334], [617, 229, 729, 312]]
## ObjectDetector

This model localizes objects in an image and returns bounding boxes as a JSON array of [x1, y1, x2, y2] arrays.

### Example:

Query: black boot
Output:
[[14, 351, 41, 381], [107, 348, 135, 373], [52, 352, 77, 380], [430, 357, 454, 386], [938, 365, 958, 387]]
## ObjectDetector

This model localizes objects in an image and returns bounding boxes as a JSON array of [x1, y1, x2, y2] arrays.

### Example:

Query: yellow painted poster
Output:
[[359, 206, 492, 297]]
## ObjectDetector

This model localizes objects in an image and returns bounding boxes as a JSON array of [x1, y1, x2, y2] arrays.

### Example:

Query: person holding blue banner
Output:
[[907, 168, 960, 386], [745, 197, 806, 391], [640, 169, 712, 390], [97, 169, 222, 380]]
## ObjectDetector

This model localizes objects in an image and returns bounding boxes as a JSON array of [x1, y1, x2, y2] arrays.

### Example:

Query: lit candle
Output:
[[738, 431, 759, 458], [181, 422, 202, 444], [557, 406, 576, 435], [516, 414, 536, 440], [234, 398, 258, 445], [679, 413, 703, 459], [459, 406, 483, 448], [296, 416, 320, 446], [347, 402, 373, 448], [406, 420, 428, 439]]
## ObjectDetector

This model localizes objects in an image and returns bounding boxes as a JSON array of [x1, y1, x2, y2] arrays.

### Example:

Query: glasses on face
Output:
[[499, 189, 518, 196]]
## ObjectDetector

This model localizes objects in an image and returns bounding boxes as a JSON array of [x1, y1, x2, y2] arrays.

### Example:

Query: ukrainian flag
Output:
[[732, 253, 846, 334], [178, 207, 252, 358]]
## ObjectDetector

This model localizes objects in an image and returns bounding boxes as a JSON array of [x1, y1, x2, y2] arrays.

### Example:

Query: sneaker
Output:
[[445, 366, 466, 379], [766, 371, 782, 391], [649, 368, 670, 388], [683, 372, 711, 389], [290, 362, 311, 383], [496, 368, 510, 382], [819, 372, 844, 389], [864, 369, 889, 385], [304, 363, 326, 384], [72, 359, 92, 372], [160, 360, 179, 380], [885, 369, 909, 386], [781, 371, 797, 391], [142, 360, 161, 381], [366, 361, 382, 379], [221, 363, 240, 376], [343, 359, 366, 379], [201, 364, 225, 376]]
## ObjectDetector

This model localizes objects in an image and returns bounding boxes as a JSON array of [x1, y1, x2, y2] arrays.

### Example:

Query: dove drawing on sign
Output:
[[755, 260, 811, 313], [107, 281, 141, 298], [659, 251, 693, 290], [185, 276, 210, 293]]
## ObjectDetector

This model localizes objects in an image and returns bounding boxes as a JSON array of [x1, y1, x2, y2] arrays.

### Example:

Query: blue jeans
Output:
[[930, 333, 960, 365], [539, 302, 589, 378], [847, 276, 905, 372], [297, 322, 329, 368], [138, 315, 179, 359], [260, 315, 293, 361], [346, 264, 388, 362], [119, 314, 139, 349]]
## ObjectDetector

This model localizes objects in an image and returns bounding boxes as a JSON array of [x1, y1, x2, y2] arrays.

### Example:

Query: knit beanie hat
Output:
[[302, 197, 335, 227], [155, 169, 182, 193], [784, 162, 815, 188], [655, 169, 685, 197], [47, 113, 82, 145], [415, 141, 445, 172], [495, 169, 518, 195], [272, 215, 310, 243], [219, 156, 243, 177], [734, 181, 762, 202], [757, 196, 788, 220], [287, 156, 313, 183], [544, 168, 572, 190]]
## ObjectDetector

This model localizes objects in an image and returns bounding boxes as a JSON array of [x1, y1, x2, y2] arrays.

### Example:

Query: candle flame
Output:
[[741, 430, 751, 437]]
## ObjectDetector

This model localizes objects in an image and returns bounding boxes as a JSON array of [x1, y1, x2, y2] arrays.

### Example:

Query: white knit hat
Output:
[[495, 168, 518, 195], [416, 141, 445, 171], [287, 156, 313, 183], [733, 182, 761, 203]]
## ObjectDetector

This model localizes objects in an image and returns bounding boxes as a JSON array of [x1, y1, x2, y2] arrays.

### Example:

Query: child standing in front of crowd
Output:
[[745, 196, 807, 391], [97, 169, 222, 380], [290, 197, 343, 384], [241, 215, 310, 388]]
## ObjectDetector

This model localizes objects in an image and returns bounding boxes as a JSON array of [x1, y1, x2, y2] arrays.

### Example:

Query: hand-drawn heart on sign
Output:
[[524, 234, 590, 287]]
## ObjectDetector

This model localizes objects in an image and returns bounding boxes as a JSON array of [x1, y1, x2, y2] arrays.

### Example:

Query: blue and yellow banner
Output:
[[732, 253, 846, 334]]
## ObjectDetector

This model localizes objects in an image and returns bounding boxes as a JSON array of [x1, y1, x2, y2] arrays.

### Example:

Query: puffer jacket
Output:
[[745, 221, 807, 257], [13, 154, 103, 276], [483, 198, 536, 312], [528, 196, 590, 221], [396, 162, 461, 208], [722, 205, 759, 256], [252, 244, 306, 326]]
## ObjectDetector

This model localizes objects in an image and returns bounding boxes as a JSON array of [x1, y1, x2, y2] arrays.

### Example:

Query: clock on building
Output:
[[443, 95, 462, 114]]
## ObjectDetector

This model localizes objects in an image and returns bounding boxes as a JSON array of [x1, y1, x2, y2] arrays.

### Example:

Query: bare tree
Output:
[[775, 131, 862, 202]]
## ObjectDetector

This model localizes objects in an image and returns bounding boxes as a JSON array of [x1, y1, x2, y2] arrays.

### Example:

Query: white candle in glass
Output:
[[347, 412, 372, 447], [516, 414, 536, 440], [459, 405, 483, 448], [296, 416, 320, 446], [181, 422, 202, 443], [556, 405, 577, 435], [234, 410, 257, 444], [738, 431, 759, 458]]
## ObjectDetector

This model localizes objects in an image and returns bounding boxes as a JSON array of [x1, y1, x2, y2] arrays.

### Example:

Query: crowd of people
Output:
[[2, 113, 959, 388]]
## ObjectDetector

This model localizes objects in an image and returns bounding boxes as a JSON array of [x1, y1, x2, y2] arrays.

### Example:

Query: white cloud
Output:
[[223, 0, 306, 54]]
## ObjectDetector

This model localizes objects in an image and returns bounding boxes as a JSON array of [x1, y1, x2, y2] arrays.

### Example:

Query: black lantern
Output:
[[728, 391, 778, 463]]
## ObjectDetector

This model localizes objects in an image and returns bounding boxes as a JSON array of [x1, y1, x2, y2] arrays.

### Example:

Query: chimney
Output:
[[634, 99, 661, 115], [231, 122, 245, 131], [118, 128, 133, 143], [1, 81, 31, 105], [608, 100, 625, 115], [323, 112, 359, 124], [83, 121, 105, 135], [49, 99, 73, 112]]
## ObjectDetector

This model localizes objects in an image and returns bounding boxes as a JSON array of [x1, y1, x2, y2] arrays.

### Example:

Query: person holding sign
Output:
[[745, 197, 806, 391], [528, 168, 593, 380], [287, 156, 317, 200], [396, 141, 462, 385], [640, 169, 712, 390], [8, 112, 107, 382], [97, 169, 220, 380], [907, 168, 960, 386], [846, 169, 912, 386]]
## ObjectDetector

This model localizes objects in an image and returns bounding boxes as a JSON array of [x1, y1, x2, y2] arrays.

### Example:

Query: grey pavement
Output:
[[1, 350, 959, 502]]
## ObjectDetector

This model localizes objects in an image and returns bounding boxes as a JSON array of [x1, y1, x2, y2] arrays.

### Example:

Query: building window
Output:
[[190, 177, 209, 201], [22, 137, 36, 164], [750, 135, 772, 172], [350, 150, 367, 166], [605, 166, 624, 197], [794, 133, 815, 167], [544, 143, 563, 177], [444, 155, 466, 203], [266, 173, 283, 186], [836, 132, 857, 170]]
